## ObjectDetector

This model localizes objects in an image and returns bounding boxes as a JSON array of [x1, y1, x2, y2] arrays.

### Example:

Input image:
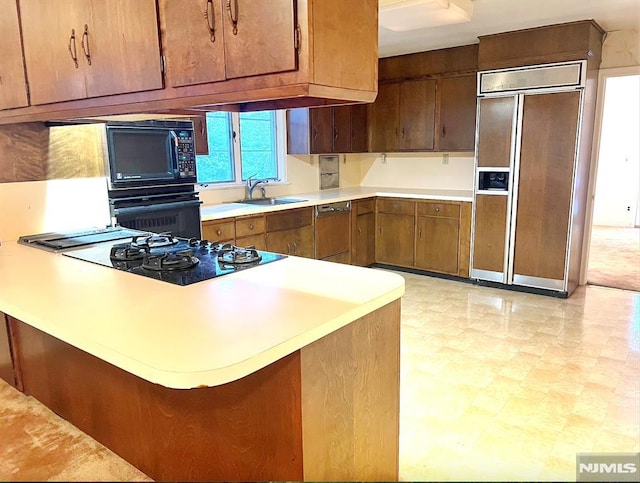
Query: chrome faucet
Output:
[[245, 175, 278, 199]]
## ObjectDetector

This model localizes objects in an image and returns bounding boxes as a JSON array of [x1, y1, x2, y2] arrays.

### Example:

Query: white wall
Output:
[[0, 177, 111, 243], [359, 152, 475, 190]]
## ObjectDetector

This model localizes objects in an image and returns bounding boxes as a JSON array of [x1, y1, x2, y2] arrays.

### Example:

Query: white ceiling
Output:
[[378, 0, 640, 57]]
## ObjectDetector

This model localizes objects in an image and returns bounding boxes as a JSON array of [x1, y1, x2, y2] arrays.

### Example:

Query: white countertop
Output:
[[201, 186, 473, 220], [0, 241, 404, 389]]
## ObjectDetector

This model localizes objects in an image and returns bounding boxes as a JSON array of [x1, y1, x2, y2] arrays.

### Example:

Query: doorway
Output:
[[587, 70, 640, 292]]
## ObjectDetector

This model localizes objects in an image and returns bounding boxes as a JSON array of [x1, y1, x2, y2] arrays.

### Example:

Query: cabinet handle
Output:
[[435, 207, 440, 213], [81, 24, 91, 65], [204, 0, 216, 42], [226, 0, 238, 35], [334, 127, 338, 142], [248, 223, 254, 230], [68, 29, 79, 68], [216, 229, 222, 236], [293, 241, 298, 254], [442, 125, 446, 138], [419, 229, 422, 239], [287, 242, 292, 254]]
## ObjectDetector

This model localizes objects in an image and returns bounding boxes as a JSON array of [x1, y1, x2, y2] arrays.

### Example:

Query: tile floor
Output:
[[397, 271, 640, 481], [1, 271, 639, 481]]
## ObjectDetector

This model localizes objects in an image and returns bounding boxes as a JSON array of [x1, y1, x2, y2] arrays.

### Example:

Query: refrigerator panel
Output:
[[479, 61, 585, 95], [476, 96, 516, 168], [471, 194, 510, 279], [511, 91, 581, 283], [513, 275, 564, 292]]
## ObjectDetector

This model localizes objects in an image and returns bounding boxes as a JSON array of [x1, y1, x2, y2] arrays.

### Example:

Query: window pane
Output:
[[195, 112, 234, 184], [239, 111, 278, 180]]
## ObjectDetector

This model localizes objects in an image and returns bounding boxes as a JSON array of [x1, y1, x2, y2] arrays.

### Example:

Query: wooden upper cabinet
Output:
[[368, 83, 400, 153], [399, 79, 436, 151], [286, 105, 368, 154], [437, 74, 476, 151], [19, 0, 162, 105], [477, 96, 515, 168], [159, 0, 226, 87], [0, 0, 29, 110], [223, 0, 297, 79]]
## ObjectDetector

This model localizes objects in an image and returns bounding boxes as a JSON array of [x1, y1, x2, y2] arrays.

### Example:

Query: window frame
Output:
[[197, 110, 287, 189]]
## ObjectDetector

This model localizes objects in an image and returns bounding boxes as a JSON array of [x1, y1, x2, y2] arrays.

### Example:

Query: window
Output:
[[196, 110, 284, 186]]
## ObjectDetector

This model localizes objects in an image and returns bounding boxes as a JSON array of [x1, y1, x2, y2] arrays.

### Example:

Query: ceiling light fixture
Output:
[[379, 0, 474, 32]]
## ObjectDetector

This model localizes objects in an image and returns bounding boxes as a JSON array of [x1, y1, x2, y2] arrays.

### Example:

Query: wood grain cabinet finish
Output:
[[351, 199, 376, 267], [266, 208, 315, 258], [192, 115, 209, 155], [201, 219, 235, 243], [160, 0, 295, 87], [369, 76, 475, 153], [315, 211, 351, 262], [286, 104, 368, 154], [477, 96, 516, 168], [478, 20, 605, 70], [235, 215, 266, 250], [19, 0, 163, 106], [368, 80, 437, 152], [0, 0, 29, 110], [0, 312, 17, 388], [472, 194, 508, 274], [437, 74, 476, 151], [375, 198, 416, 267]]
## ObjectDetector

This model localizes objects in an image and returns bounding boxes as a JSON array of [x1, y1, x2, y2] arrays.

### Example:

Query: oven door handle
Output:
[[113, 200, 202, 215]]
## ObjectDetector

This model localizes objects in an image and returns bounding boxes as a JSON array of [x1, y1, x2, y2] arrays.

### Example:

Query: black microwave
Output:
[[104, 120, 197, 190]]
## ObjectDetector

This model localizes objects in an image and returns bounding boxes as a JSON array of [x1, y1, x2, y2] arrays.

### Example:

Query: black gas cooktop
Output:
[[42, 229, 286, 286]]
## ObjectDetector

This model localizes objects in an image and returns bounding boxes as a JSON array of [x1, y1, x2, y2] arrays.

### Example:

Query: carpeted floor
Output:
[[587, 225, 640, 292], [0, 379, 151, 482]]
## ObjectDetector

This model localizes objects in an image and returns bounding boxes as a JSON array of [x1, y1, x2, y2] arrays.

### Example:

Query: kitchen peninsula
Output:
[[0, 240, 404, 481]]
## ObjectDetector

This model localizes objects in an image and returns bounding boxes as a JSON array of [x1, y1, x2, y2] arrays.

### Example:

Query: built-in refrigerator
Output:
[[470, 60, 596, 297]]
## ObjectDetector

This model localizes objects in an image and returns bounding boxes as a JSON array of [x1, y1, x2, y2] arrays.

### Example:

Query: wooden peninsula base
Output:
[[5, 299, 400, 481]]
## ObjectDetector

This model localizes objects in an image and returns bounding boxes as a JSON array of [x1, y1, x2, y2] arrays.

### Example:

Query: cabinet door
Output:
[[472, 194, 508, 274], [315, 212, 350, 259], [0, 313, 16, 387], [310, 108, 333, 154], [159, 0, 226, 87], [376, 213, 414, 266], [20, 0, 88, 104], [416, 216, 459, 274], [223, 0, 296, 79], [192, 115, 209, 155], [291, 225, 315, 258], [332, 106, 352, 153], [399, 79, 436, 150], [0, 0, 29, 110], [513, 91, 580, 281], [353, 212, 375, 266], [437, 74, 477, 151], [86, 0, 162, 98], [349, 104, 368, 153], [477, 96, 516, 168], [368, 83, 399, 152]]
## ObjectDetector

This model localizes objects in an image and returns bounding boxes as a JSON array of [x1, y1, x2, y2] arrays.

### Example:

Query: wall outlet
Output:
[[442, 154, 449, 165]]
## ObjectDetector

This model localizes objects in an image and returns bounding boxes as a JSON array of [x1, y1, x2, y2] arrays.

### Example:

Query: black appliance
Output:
[[477, 171, 509, 191], [104, 119, 196, 191], [20, 227, 287, 286], [108, 185, 202, 239]]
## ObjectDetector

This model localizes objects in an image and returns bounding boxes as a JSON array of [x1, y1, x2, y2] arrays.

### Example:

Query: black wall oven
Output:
[[104, 120, 202, 239]]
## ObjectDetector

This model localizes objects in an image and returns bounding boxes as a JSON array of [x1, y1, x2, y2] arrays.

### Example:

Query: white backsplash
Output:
[[359, 153, 475, 190], [0, 177, 111, 243]]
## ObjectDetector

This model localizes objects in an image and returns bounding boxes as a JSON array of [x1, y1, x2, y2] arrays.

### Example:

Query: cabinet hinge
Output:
[[294, 25, 301, 53]]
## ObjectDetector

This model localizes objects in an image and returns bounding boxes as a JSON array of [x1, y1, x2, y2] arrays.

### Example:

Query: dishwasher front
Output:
[[314, 201, 352, 262]]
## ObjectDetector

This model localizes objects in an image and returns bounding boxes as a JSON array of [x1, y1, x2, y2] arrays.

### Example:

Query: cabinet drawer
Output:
[[266, 208, 313, 232], [417, 202, 460, 218], [202, 220, 235, 241], [354, 198, 375, 215], [235, 216, 266, 237], [236, 234, 266, 251], [377, 198, 415, 215]]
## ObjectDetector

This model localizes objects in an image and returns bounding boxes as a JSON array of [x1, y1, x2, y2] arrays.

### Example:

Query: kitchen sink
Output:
[[234, 197, 307, 206]]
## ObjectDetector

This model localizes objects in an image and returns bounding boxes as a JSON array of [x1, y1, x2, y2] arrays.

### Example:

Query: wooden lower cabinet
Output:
[[376, 213, 415, 267], [375, 197, 471, 277], [0, 312, 16, 387], [315, 211, 351, 262], [352, 199, 376, 267], [6, 300, 401, 482], [266, 208, 315, 258], [415, 216, 459, 274]]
